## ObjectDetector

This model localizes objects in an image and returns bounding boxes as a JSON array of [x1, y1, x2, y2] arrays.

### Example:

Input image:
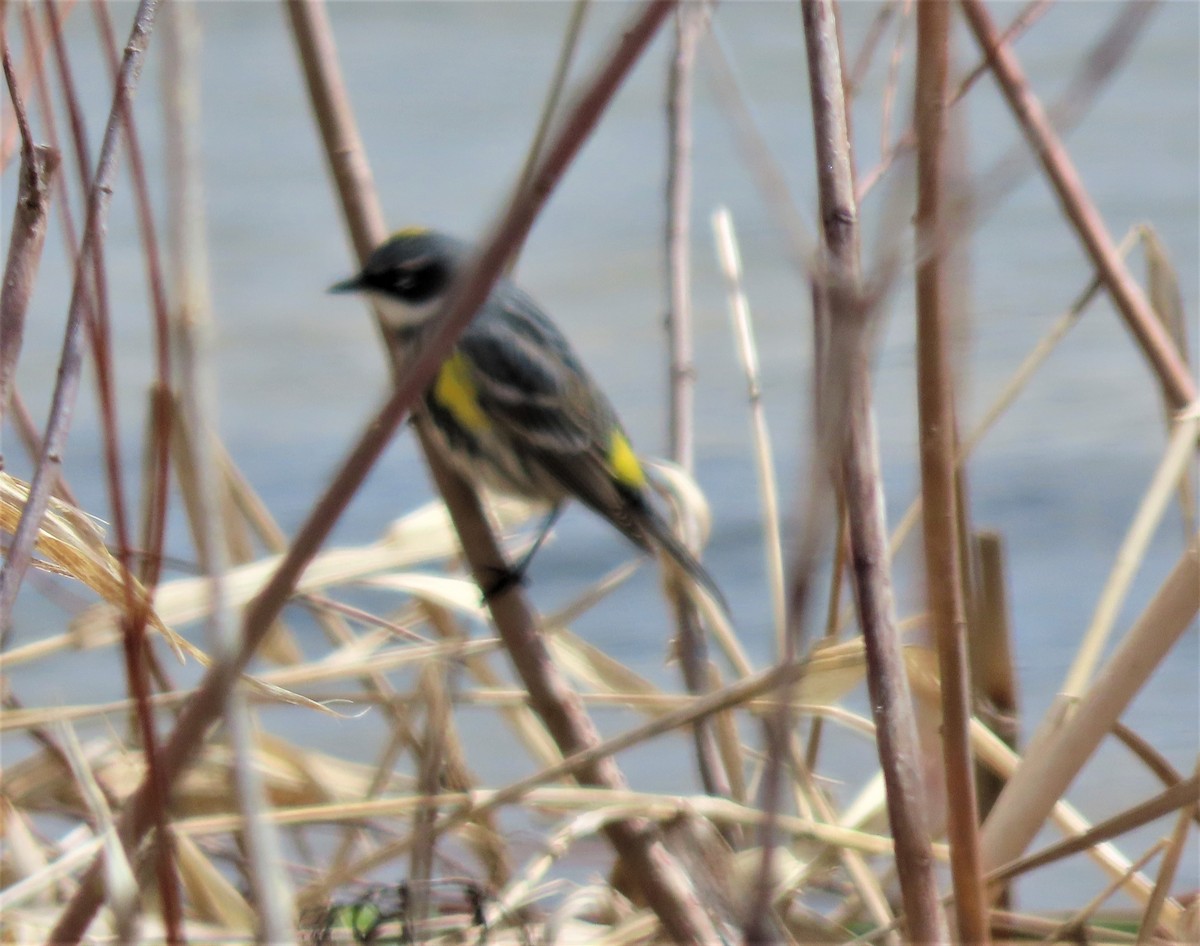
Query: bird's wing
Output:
[[456, 305, 648, 546], [456, 321, 594, 452]]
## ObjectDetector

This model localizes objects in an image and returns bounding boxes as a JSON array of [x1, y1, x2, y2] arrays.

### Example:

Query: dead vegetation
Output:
[[0, 1, 1196, 944]]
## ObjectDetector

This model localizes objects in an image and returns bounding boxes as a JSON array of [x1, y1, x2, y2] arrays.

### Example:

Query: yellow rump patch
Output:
[[608, 430, 646, 489], [433, 352, 489, 433]]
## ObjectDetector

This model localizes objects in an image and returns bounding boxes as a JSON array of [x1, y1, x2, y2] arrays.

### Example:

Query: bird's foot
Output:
[[478, 563, 527, 604]]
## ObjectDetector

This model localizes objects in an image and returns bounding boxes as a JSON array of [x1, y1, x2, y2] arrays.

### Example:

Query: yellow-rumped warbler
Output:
[[332, 227, 726, 612]]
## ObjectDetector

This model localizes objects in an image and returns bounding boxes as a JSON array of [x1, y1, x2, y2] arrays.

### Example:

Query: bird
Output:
[[331, 227, 726, 614]]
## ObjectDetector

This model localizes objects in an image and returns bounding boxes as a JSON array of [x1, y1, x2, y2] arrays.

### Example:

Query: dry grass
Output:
[[1, 1, 1196, 944]]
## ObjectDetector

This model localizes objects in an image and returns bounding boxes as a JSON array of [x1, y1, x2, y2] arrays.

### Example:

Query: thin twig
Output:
[[1134, 761, 1198, 944], [953, 0, 1054, 103], [512, 0, 590, 249], [878, 0, 912, 161], [860, 0, 1155, 209], [93, 0, 173, 594], [711, 209, 786, 652], [1063, 407, 1200, 698], [161, 2, 296, 941], [700, 26, 816, 270], [959, 0, 1193, 410], [846, 0, 898, 96], [664, 0, 706, 471], [986, 774, 1200, 889], [980, 534, 1200, 879], [0, 41, 58, 431], [1040, 839, 1169, 945], [0, 0, 76, 171], [48, 3, 723, 944], [662, 0, 730, 807]]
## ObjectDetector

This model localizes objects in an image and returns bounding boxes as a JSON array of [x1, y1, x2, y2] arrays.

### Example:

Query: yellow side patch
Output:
[[608, 430, 646, 489], [434, 352, 489, 433]]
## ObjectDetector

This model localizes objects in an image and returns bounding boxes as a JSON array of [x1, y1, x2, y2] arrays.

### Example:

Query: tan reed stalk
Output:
[[912, 2, 988, 939], [1042, 838, 1168, 944], [1135, 763, 1198, 943], [695, 222, 889, 934], [1140, 225, 1197, 540], [408, 663, 449, 936], [980, 536, 1200, 886], [699, 28, 814, 269], [1064, 407, 1200, 699], [711, 207, 786, 649], [665, 0, 706, 472], [161, 2, 295, 940], [660, 1, 734, 805], [986, 774, 1199, 890], [56, 721, 141, 944], [967, 530, 1018, 902]]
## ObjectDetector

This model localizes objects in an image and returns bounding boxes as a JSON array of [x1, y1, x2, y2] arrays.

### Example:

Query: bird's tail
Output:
[[637, 503, 730, 620]]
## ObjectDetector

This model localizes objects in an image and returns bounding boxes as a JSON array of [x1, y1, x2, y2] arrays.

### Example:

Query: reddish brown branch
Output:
[[959, 0, 1194, 411], [93, 0, 174, 591], [798, 0, 950, 942], [0, 0, 158, 644], [0, 43, 57, 430], [49, 2, 722, 943]]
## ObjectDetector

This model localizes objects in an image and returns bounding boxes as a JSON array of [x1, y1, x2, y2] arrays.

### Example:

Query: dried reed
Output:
[[1, 2, 1194, 944]]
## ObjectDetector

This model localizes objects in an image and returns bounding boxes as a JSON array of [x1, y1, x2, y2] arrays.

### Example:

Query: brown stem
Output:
[[912, 2, 989, 941], [800, 0, 950, 942], [664, 1, 704, 471], [0, 0, 76, 171], [511, 0, 590, 272], [959, 0, 1193, 411], [285, 0, 387, 263], [0, 0, 157, 642], [421, 426, 721, 943], [0, 42, 57, 427], [38, 2, 182, 937], [663, 0, 730, 806], [48, 2, 720, 943], [93, 0, 173, 593]]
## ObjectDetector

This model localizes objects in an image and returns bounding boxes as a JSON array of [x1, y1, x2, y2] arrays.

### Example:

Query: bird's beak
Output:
[[329, 274, 365, 294]]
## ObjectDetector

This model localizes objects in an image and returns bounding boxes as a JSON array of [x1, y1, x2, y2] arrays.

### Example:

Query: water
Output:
[[4, 0, 1197, 915]]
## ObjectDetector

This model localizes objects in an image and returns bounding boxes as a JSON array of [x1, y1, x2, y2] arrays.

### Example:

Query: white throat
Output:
[[367, 292, 443, 331]]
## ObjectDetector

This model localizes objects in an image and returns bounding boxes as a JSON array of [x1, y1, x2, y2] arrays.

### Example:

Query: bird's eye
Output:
[[390, 261, 446, 302]]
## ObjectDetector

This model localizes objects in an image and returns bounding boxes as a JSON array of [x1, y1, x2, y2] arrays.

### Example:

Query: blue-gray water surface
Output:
[[4, 0, 1197, 915]]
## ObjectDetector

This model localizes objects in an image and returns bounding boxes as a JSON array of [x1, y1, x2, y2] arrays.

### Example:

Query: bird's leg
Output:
[[480, 504, 564, 601]]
